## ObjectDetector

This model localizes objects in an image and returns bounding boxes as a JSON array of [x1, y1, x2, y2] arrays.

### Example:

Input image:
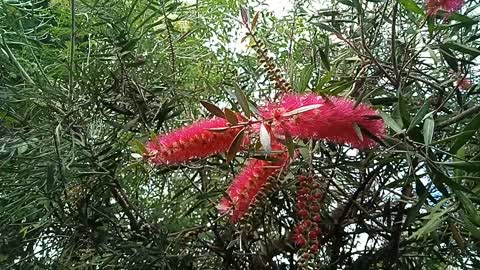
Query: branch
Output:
[[391, 2, 399, 81], [437, 105, 480, 129]]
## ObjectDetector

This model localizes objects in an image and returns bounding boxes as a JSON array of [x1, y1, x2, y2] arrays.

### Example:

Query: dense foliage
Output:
[[1, 0, 480, 269]]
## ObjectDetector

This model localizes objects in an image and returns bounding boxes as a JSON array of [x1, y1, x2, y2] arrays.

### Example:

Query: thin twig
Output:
[[437, 105, 480, 129]]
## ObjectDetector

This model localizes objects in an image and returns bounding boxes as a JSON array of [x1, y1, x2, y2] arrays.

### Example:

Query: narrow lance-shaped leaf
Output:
[[398, 0, 425, 15], [423, 115, 435, 146], [465, 217, 480, 240], [455, 190, 480, 226], [408, 101, 430, 132], [224, 108, 238, 125], [318, 48, 330, 71], [234, 83, 251, 117], [285, 134, 295, 160], [240, 7, 248, 24], [450, 112, 480, 153], [353, 123, 364, 142], [259, 123, 271, 154], [380, 111, 403, 134], [251, 12, 259, 31], [282, 104, 322, 117], [438, 161, 480, 172], [200, 101, 225, 118], [398, 94, 411, 127], [46, 164, 55, 193], [296, 65, 313, 91], [439, 47, 459, 72], [226, 128, 245, 163], [443, 42, 480, 58]]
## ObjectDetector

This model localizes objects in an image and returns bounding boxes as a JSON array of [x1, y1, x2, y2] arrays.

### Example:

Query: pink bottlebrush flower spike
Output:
[[262, 93, 385, 149], [426, 0, 464, 17], [146, 118, 245, 165], [218, 143, 289, 222]]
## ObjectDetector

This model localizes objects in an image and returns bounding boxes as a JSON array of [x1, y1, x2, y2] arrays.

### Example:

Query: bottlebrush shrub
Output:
[[292, 175, 325, 264], [261, 93, 385, 148], [145, 117, 245, 165], [217, 142, 289, 222]]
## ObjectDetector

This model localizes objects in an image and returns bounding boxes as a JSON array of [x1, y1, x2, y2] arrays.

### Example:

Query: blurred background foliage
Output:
[[1, 0, 480, 269]]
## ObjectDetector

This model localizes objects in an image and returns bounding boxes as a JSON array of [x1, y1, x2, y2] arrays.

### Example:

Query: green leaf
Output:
[[455, 190, 480, 226], [439, 47, 459, 72], [315, 68, 334, 91], [448, 13, 476, 24], [318, 48, 330, 71], [405, 185, 429, 227], [312, 22, 338, 33], [408, 101, 430, 132], [296, 65, 313, 91], [337, 0, 355, 8], [321, 80, 354, 95], [352, 0, 362, 14], [398, 0, 425, 15], [464, 217, 480, 240], [379, 111, 403, 134], [410, 205, 451, 240], [423, 115, 435, 146], [443, 42, 480, 58], [131, 139, 148, 154], [450, 112, 480, 153], [398, 94, 411, 127], [439, 161, 480, 172], [285, 134, 295, 160], [233, 83, 251, 118], [46, 164, 55, 193], [427, 47, 439, 65]]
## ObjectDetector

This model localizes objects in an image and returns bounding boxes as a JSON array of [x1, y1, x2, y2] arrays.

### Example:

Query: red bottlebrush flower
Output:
[[262, 94, 385, 149], [457, 77, 472, 91], [426, 0, 464, 16], [146, 118, 245, 165], [218, 143, 289, 222]]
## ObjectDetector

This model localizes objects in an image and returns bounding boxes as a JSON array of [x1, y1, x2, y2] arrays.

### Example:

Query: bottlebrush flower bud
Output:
[[218, 143, 289, 222], [262, 93, 385, 149], [294, 234, 307, 246], [292, 175, 325, 261], [146, 118, 245, 165]]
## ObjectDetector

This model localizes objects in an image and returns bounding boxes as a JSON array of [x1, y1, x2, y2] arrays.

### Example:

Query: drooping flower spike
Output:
[[261, 94, 385, 149], [218, 142, 289, 222], [146, 118, 245, 165]]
